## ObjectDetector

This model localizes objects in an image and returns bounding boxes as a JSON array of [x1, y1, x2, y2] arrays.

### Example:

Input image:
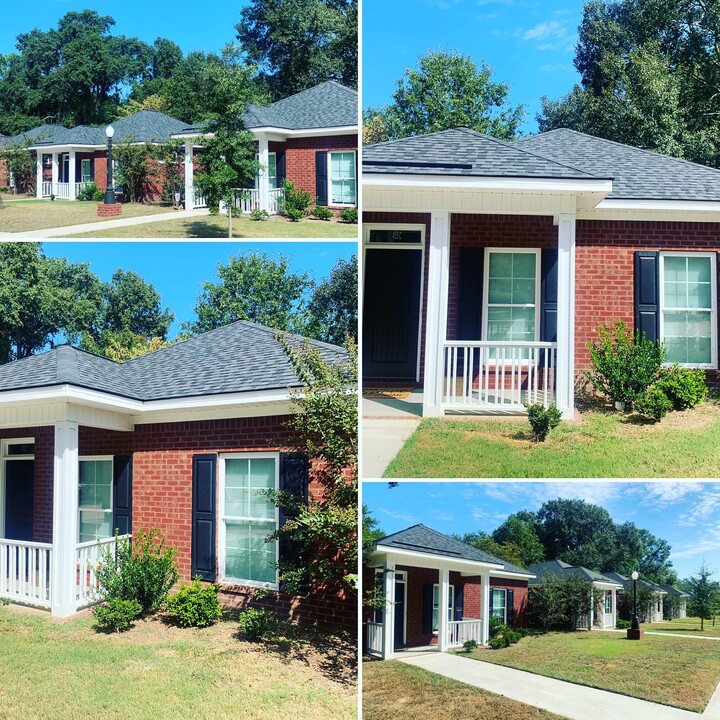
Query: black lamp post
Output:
[[104, 125, 116, 205], [631, 570, 640, 631]]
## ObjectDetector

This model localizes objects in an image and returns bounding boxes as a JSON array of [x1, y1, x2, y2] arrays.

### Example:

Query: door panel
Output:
[[394, 578, 405, 648], [363, 249, 422, 379], [4, 460, 34, 541]]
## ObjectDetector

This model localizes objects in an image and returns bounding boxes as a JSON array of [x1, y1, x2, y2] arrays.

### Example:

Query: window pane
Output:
[[367, 229, 422, 244], [688, 257, 710, 284], [331, 179, 356, 205], [225, 458, 274, 519], [78, 459, 113, 542], [512, 278, 535, 305], [664, 256, 686, 282], [489, 253, 512, 279], [664, 310, 712, 364], [225, 520, 276, 583], [6, 443, 34, 456], [487, 307, 535, 342], [513, 253, 536, 278]]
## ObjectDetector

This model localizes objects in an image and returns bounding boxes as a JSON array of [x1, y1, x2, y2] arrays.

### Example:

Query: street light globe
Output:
[[631, 571, 639, 580], [105, 125, 115, 139]]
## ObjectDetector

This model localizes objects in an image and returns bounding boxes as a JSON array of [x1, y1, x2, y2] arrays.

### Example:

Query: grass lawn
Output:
[[72, 214, 359, 238], [0, 605, 356, 720], [0, 199, 174, 232], [642, 616, 720, 637], [463, 631, 720, 712], [385, 403, 720, 477], [362, 660, 568, 720]]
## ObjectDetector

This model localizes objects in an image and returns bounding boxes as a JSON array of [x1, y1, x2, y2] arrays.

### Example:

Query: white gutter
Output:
[[596, 198, 720, 212]]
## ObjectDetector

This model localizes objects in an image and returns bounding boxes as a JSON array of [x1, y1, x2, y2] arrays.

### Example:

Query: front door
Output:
[[394, 576, 406, 648], [363, 248, 422, 379], [4, 459, 34, 541]]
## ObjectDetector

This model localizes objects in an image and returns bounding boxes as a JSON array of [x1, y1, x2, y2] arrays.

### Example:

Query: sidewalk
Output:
[[362, 418, 419, 478], [602, 628, 720, 641], [396, 652, 718, 719]]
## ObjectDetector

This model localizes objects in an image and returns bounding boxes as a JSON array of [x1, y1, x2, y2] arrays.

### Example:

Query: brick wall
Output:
[[489, 577, 530, 627]]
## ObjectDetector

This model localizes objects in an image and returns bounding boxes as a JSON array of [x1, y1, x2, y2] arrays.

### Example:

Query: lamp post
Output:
[[104, 125, 116, 205], [631, 571, 640, 630]]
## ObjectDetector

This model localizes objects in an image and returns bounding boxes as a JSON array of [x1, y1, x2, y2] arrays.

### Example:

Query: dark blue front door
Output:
[[5, 459, 34, 541]]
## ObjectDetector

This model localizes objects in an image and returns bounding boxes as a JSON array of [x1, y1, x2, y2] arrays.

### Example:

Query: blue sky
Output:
[[363, 481, 720, 580], [42, 241, 356, 338], [362, 0, 585, 133]]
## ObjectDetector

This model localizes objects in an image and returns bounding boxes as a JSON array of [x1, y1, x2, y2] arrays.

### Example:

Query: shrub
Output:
[[286, 207, 304, 221], [76, 182, 100, 201], [462, 639, 478, 653], [311, 205, 333, 220], [489, 615, 505, 638], [656, 365, 708, 410], [93, 189, 105, 202], [280, 179, 312, 217], [95, 528, 179, 614], [0, 597, 10, 606], [249, 208, 269, 221], [634, 386, 673, 422], [488, 633, 509, 649], [585, 321, 666, 407], [238, 607, 275, 641], [524, 403, 562, 442], [165, 578, 222, 628], [616, 618, 631, 629], [93, 598, 142, 632], [339, 207, 358, 223]]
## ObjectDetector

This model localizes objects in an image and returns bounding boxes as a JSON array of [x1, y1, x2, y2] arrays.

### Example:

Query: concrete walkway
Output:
[[396, 652, 718, 719], [362, 418, 419, 478], [1, 208, 210, 238]]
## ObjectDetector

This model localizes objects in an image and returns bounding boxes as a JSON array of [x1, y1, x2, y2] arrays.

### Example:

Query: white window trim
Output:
[[432, 582, 455, 634], [218, 452, 280, 590], [659, 251, 717, 369], [328, 150, 357, 207], [0, 438, 35, 539], [492, 587, 507, 623], [80, 159, 92, 183], [374, 568, 407, 645], [255, 152, 278, 190], [78, 455, 114, 544]]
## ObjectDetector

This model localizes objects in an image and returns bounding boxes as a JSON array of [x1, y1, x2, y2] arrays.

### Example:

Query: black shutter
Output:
[[489, 586, 494, 617], [454, 584, 464, 621], [541, 249, 558, 343], [278, 452, 309, 588], [191, 454, 217, 581], [112, 456, 132, 536], [457, 247, 484, 340], [422, 583, 434, 634], [277, 152, 286, 185], [635, 251, 660, 342], [316, 151, 328, 205], [506, 588, 515, 626]]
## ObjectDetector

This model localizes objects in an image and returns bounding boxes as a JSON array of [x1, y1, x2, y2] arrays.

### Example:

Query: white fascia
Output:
[[593, 581, 624, 590], [489, 571, 537, 581], [371, 545, 505, 574], [596, 198, 720, 212], [171, 125, 357, 144], [29, 144, 100, 152]]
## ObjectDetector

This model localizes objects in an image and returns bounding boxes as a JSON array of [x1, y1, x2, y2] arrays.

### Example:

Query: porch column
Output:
[[612, 588, 617, 627], [50, 420, 79, 617], [556, 212, 576, 419], [258, 136, 270, 213], [35, 153, 43, 198], [438, 567, 450, 651], [589, 588, 594, 629], [184, 140, 194, 210], [381, 564, 396, 660], [658, 596, 664, 622], [481, 572, 490, 645], [51, 152, 59, 196], [68, 150, 77, 200], [423, 210, 451, 416]]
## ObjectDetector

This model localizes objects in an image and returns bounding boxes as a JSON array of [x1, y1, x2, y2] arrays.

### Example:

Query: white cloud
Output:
[[678, 485, 720, 526], [640, 482, 705, 509], [377, 507, 417, 524], [520, 20, 575, 52]]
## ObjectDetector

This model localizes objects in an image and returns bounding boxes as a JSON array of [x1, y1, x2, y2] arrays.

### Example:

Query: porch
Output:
[[41, 181, 94, 200]]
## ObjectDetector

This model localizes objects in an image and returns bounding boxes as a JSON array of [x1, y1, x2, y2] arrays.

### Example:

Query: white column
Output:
[[68, 150, 77, 201], [589, 588, 594, 629], [422, 210, 451, 416], [184, 140, 194, 210], [51, 152, 59, 196], [50, 421, 79, 617], [381, 564, 396, 660], [438, 567, 450, 651], [556, 212, 576, 419], [36, 153, 43, 198], [612, 588, 617, 627], [258, 136, 270, 213], [481, 573, 490, 645]]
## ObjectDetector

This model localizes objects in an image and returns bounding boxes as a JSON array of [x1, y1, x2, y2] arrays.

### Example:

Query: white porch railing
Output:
[[76, 534, 131, 608], [442, 341, 558, 411], [0, 539, 52, 608], [40, 182, 93, 200], [41, 181, 52, 197], [194, 193, 208, 209], [366, 621, 383, 655], [268, 187, 283, 215], [448, 619, 484, 648], [231, 187, 284, 215]]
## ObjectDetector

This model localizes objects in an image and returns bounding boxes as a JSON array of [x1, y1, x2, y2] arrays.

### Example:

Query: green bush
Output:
[[165, 577, 222, 628], [339, 207, 358, 223], [77, 181, 100, 201], [0, 597, 10, 606], [95, 528, 179, 614], [656, 365, 708, 410], [634, 386, 673, 422], [616, 618, 631, 629], [238, 607, 275, 641], [249, 208, 269, 221], [585, 321, 666, 407], [488, 633, 509, 649], [489, 615, 505, 638], [286, 207, 304, 221], [524, 403, 562, 442], [93, 598, 142, 632], [311, 205, 333, 220], [281, 179, 312, 218], [93, 189, 105, 202], [462, 639, 478, 653]]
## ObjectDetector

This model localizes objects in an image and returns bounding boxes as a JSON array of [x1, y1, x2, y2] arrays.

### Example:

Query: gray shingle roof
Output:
[[0, 321, 346, 402], [363, 127, 606, 179], [659, 584, 691, 598], [527, 559, 619, 586], [515, 128, 720, 202], [604, 571, 667, 593], [376, 524, 534, 576]]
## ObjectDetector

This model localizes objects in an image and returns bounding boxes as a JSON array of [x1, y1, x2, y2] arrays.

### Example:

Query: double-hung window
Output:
[[220, 454, 279, 587], [81, 159, 92, 183], [660, 253, 716, 368], [604, 592, 612, 614], [329, 151, 356, 206], [78, 457, 113, 543], [492, 588, 507, 621], [432, 583, 454, 632]]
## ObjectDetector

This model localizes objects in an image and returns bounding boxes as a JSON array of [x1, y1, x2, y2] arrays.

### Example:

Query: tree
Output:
[[636, 529, 676, 585], [83, 333, 172, 362], [617, 580, 658, 624], [0, 141, 36, 194], [687, 563, 720, 630], [367, 50, 524, 143], [362, 505, 384, 564], [183, 252, 314, 336], [236, 0, 358, 100], [460, 532, 525, 568], [113, 141, 159, 204], [306, 255, 357, 345], [491, 514, 545, 567], [528, 574, 568, 633]]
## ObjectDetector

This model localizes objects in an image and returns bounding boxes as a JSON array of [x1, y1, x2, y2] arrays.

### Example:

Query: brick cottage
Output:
[[0, 321, 354, 629], [362, 127, 720, 417]]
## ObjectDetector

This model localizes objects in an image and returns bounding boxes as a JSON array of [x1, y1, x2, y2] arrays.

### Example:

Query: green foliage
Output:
[[524, 403, 562, 442], [0, 597, 10, 606], [460, 532, 525, 568], [491, 513, 545, 567], [0, 142, 36, 194], [489, 615, 505, 638], [585, 321, 666, 406], [528, 575, 567, 633], [362, 505, 384, 566], [249, 208, 270, 221], [113, 141, 156, 203], [154, 140, 185, 205], [339, 207, 358, 223], [618, 580, 658, 623], [76, 182, 100, 201], [281, 180, 313, 217], [656, 365, 708, 410], [286, 208, 304, 221], [306, 255, 358, 345], [488, 623, 521, 649], [462, 639, 478, 653], [93, 598, 142, 633], [311, 206, 333, 220], [615, 618, 631, 629], [686, 563, 720, 630], [92, 189, 104, 202], [238, 607, 275, 641], [634, 386, 672, 422], [165, 578, 223, 628], [95, 529, 179, 614]]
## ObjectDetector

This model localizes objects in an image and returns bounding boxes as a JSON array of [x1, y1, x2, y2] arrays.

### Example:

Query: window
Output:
[[221, 455, 278, 587], [432, 583, 454, 632], [329, 151, 356, 205], [660, 253, 716, 367], [604, 592, 612, 614], [81, 159, 92, 183], [367, 229, 422, 245], [78, 458, 113, 543], [268, 153, 278, 189], [492, 589, 507, 621]]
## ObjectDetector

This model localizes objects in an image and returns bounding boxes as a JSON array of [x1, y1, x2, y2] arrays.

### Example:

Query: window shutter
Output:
[[191, 454, 217, 581], [316, 151, 328, 205], [278, 452, 309, 589], [112, 456, 132, 536], [634, 251, 660, 342], [454, 584, 464, 621], [422, 583, 434, 634], [277, 152, 286, 185], [457, 247, 484, 340], [489, 587, 494, 616], [506, 588, 515, 626], [541, 249, 558, 342]]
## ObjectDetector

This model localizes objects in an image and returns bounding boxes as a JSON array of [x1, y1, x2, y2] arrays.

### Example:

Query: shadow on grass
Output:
[[184, 220, 229, 238]]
